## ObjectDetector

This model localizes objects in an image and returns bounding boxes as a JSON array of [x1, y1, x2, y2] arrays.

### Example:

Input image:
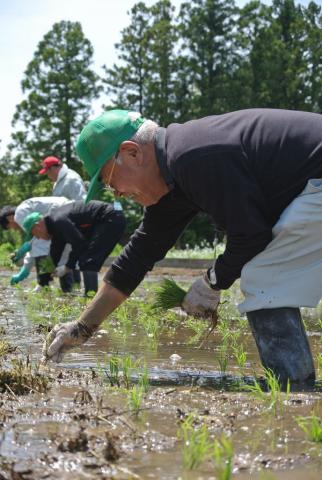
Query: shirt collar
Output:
[[154, 127, 174, 189]]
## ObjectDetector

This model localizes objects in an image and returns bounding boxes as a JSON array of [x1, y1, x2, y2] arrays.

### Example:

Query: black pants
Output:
[[72, 269, 98, 294], [79, 211, 126, 272]]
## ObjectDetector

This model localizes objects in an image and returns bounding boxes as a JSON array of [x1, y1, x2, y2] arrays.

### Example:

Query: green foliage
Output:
[[0, 243, 15, 268], [296, 414, 322, 442], [9, 20, 101, 198]]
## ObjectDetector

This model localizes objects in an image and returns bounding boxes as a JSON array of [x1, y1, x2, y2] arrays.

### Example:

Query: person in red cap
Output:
[[39, 156, 96, 292], [39, 156, 87, 201]]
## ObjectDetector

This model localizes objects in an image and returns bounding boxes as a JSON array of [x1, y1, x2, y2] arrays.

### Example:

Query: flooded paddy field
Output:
[[0, 268, 321, 479]]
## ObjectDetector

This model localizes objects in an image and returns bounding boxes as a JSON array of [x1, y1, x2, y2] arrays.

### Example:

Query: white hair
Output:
[[115, 115, 159, 165], [130, 119, 159, 144]]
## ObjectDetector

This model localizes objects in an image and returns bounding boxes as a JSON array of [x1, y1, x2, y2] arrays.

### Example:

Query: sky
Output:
[[0, 0, 315, 156]]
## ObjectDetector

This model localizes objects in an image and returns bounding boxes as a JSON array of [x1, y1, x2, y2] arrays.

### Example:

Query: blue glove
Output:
[[10, 266, 30, 285], [11, 241, 31, 263]]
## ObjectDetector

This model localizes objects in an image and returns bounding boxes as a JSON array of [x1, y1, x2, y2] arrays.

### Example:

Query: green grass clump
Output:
[[153, 278, 187, 310], [296, 414, 322, 442]]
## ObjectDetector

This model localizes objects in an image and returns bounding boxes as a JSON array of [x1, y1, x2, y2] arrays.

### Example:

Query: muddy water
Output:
[[0, 271, 321, 479]]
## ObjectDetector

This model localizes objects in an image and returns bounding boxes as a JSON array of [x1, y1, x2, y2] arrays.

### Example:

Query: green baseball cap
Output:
[[76, 109, 145, 202], [23, 212, 43, 240]]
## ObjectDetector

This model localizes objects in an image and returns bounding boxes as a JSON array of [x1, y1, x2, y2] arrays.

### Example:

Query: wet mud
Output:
[[0, 270, 321, 479]]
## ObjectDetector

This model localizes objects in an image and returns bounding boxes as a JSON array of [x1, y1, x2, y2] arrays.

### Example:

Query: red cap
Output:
[[38, 156, 62, 175]]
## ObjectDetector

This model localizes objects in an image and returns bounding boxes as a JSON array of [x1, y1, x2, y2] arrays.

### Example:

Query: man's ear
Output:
[[119, 141, 143, 166]]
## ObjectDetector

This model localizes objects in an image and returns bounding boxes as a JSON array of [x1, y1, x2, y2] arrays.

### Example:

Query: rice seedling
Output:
[[245, 368, 290, 416], [152, 278, 187, 310], [296, 414, 322, 442], [138, 310, 162, 346], [177, 413, 212, 470], [212, 434, 234, 480], [217, 342, 230, 374], [127, 385, 144, 414], [138, 364, 149, 393], [121, 355, 140, 390], [232, 343, 247, 369], [107, 355, 121, 387], [185, 316, 208, 345]]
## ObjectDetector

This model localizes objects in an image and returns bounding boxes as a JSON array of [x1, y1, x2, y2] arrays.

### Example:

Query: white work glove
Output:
[[54, 265, 70, 277], [42, 320, 93, 363], [182, 276, 221, 317]]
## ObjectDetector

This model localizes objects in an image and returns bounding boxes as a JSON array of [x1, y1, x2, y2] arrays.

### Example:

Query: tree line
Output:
[[1, 0, 322, 246]]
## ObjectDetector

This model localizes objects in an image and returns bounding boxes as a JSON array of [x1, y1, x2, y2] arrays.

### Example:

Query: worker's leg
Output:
[[79, 212, 126, 272], [59, 271, 74, 293], [247, 307, 315, 390], [35, 256, 52, 287], [82, 271, 98, 295], [72, 269, 81, 285]]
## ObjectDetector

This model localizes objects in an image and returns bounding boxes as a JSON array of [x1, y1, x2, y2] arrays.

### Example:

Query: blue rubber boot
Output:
[[247, 308, 315, 391]]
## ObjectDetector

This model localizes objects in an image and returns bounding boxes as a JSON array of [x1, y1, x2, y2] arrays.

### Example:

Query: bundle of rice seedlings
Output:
[[153, 278, 187, 310]]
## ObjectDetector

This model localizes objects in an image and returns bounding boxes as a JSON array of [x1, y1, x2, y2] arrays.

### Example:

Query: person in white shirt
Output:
[[0, 197, 73, 290]]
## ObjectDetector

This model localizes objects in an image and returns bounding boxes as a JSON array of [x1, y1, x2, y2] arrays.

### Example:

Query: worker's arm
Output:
[[43, 281, 127, 362]]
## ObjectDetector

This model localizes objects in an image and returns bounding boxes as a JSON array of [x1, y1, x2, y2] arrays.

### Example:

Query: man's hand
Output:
[[182, 276, 221, 317], [54, 265, 70, 277], [42, 320, 93, 363]]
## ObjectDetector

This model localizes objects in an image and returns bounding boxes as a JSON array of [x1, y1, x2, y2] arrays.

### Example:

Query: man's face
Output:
[[31, 219, 51, 240], [100, 145, 161, 207], [46, 165, 60, 182], [6, 215, 20, 230]]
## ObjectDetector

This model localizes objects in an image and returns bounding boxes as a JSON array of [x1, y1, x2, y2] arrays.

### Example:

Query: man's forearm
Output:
[[78, 280, 127, 333]]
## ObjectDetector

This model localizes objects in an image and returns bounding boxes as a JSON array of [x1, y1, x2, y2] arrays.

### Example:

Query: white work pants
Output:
[[239, 179, 322, 313]]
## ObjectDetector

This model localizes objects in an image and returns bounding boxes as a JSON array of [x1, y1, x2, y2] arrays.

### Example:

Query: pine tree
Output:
[[11, 20, 101, 177]]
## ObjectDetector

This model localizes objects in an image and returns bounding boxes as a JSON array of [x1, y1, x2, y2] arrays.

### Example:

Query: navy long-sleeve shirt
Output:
[[45, 200, 116, 270], [105, 108, 322, 294]]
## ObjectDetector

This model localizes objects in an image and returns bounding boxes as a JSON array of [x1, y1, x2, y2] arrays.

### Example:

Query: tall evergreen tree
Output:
[[302, 1, 322, 112], [177, 0, 237, 117], [248, 0, 308, 109], [103, 2, 151, 114], [103, 0, 177, 125], [10, 20, 101, 177]]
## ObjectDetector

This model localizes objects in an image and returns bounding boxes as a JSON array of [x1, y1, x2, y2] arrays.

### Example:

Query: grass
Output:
[[0, 243, 15, 269], [296, 414, 322, 442]]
